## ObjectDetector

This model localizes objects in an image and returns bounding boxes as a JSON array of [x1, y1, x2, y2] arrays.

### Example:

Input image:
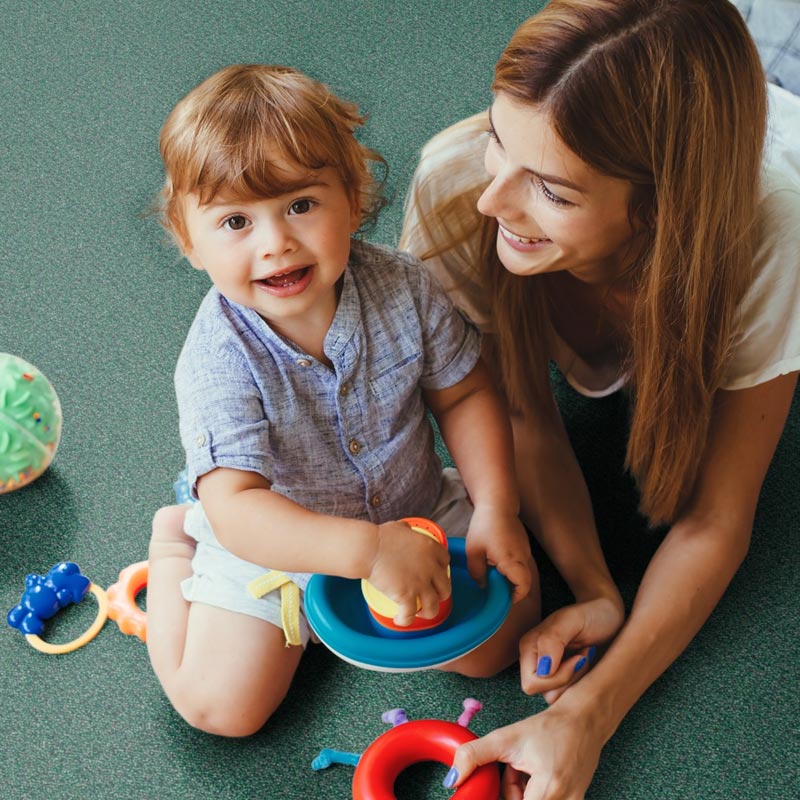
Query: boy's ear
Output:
[[349, 199, 361, 234], [182, 247, 206, 272], [174, 230, 204, 272], [346, 189, 362, 234]]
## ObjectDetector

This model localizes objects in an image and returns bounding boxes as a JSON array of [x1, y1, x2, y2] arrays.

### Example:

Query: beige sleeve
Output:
[[400, 112, 495, 332], [722, 178, 800, 389]]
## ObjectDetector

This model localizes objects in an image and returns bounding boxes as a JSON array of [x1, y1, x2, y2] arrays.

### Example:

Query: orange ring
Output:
[[107, 560, 148, 641], [25, 583, 108, 655], [352, 719, 499, 799]]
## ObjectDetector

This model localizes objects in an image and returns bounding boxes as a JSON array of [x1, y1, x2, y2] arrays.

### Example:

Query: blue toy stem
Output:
[[311, 748, 361, 771]]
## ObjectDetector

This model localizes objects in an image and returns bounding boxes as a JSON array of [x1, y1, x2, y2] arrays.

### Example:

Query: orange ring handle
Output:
[[352, 719, 500, 800], [25, 583, 108, 655], [107, 560, 148, 641]]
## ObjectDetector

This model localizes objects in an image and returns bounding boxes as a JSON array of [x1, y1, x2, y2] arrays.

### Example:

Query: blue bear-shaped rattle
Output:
[[7, 562, 90, 636]]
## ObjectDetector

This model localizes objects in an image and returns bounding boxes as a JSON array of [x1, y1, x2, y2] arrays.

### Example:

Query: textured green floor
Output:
[[1, 2, 798, 798]]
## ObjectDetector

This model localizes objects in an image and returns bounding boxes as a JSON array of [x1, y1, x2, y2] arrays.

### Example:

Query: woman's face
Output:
[[479, 92, 639, 286]]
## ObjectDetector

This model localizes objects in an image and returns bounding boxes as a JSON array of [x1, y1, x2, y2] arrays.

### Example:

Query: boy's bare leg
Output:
[[146, 505, 303, 736], [439, 569, 541, 678]]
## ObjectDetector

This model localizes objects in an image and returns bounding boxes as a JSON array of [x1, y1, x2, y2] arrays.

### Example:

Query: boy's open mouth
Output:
[[259, 266, 310, 287]]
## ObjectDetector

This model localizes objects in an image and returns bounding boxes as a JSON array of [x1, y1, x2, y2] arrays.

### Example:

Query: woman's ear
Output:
[[630, 187, 657, 234]]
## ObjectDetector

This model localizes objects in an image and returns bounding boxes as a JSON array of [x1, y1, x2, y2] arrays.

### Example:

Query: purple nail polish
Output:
[[443, 766, 459, 788], [536, 655, 552, 676]]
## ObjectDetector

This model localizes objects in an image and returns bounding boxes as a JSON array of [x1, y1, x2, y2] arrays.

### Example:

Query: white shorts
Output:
[[180, 468, 473, 647]]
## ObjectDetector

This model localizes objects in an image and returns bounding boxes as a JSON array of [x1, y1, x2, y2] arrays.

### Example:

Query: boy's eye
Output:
[[289, 199, 313, 215], [224, 215, 248, 230]]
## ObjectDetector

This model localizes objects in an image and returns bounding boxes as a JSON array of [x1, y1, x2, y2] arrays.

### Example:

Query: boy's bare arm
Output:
[[424, 359, 533, 601], [424, 358, 519, 515], [196, 467, 451, 623]]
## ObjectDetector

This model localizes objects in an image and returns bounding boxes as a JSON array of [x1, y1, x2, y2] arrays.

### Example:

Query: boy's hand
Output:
[[366, 520, 451, 627], [465, 506, 534, 604]]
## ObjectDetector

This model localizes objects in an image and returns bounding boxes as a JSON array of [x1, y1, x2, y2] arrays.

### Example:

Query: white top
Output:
[[401, 84, 800, 397]]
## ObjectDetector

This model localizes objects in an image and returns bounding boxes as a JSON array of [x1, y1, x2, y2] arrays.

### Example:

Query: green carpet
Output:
[[1, 2, 797, 798]]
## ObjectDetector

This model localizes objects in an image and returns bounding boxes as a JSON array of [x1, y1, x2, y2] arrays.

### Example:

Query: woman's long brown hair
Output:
[[487, 0, 766, 524]]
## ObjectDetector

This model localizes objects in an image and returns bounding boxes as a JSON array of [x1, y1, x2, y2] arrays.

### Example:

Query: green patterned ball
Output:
[[0, 353, 62, 493]]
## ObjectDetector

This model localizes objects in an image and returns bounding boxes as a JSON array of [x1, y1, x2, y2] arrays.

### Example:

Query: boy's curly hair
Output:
[[158, 64, 387, 247]]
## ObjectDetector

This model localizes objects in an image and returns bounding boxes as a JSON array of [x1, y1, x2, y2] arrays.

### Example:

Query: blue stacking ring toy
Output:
[[304, 537, 512, 672]]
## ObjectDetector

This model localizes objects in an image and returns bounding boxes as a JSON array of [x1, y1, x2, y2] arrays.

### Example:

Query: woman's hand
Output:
[[519, 595, 624, 704], [465, 505, 535, 603], [446, 696, 608, 800]]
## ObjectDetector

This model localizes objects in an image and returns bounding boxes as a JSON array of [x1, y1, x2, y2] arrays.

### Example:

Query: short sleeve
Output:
[[175, 344, 273, 495], [722, 181, 800, 389], [400, 112, 494, 331], [722, 86, 800, 390], [406, 258, 481, 391]]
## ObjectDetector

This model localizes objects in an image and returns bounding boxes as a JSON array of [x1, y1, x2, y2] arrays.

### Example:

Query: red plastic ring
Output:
[[352, 719, 500, 799]]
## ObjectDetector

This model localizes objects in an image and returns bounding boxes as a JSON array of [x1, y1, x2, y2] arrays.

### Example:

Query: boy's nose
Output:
[[257, 220, 296, 258]]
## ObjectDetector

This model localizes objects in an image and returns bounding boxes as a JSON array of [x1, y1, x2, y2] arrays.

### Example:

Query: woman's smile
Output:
[[498, 222, 553, 250]]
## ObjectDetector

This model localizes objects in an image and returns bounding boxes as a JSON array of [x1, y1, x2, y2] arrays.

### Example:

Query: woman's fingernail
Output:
[[588, 645, 597, 663], [443, 766, 459, 788], [536, 655, 552, 676], [574, 656, 587, 673]]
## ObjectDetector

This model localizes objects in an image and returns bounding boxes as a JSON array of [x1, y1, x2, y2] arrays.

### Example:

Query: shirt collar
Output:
[[225, 244, 362, 363], [323, 262, 360, 360]]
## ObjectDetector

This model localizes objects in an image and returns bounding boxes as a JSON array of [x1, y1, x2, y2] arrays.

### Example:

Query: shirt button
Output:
[[370, 494, 381, 507], [296, 358, 312, 367], [339, 384, 349, 396], [195, 434, 206, 447], [348, 439, 361, 455]]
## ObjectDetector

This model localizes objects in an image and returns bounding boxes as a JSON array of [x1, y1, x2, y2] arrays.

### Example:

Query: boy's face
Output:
[[180, 162, 360, 345]]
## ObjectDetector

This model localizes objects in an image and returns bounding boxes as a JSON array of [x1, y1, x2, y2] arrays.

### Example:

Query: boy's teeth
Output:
[[263, 267, 307, 287]]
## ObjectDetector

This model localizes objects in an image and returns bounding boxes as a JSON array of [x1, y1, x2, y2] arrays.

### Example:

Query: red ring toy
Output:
[[106, 560, 148, 641], [352, 719, 500, 799]]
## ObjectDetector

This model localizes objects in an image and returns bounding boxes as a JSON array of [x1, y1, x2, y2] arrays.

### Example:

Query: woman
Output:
[[400, 1, 800, 797]]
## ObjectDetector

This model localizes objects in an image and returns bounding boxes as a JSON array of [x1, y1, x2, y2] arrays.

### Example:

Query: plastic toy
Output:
[[173, 467, 195, 504], [107, 560, 149, 641], [0, 353, 62, 493], [312, 698, 499, 799], [6, 562, 108, 654], [361, 517, 452, 633], [305, 536, 512, 671]]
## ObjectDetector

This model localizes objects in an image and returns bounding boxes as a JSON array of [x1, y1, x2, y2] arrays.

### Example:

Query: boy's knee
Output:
[[181, 705, 267, 738], [169, 686, 275, 738], [165, 676, 286, 738], [149, 505, 194, 561], [450, 653, 514, 680], [151, 504, 189, 537]]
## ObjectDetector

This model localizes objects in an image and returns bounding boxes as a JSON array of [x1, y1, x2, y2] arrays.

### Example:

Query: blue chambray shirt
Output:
[[175, 239, 481, 524]]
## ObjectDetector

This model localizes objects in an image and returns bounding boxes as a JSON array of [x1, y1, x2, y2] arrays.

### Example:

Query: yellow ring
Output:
[[24, 583, 109, 654]]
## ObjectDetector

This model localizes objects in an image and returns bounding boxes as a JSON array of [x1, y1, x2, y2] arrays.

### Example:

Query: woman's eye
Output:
[[289, 199, 313, 215], [485, 126, 500, 145], [224, 215, 248, 230], [535, 176, 572, 207]]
